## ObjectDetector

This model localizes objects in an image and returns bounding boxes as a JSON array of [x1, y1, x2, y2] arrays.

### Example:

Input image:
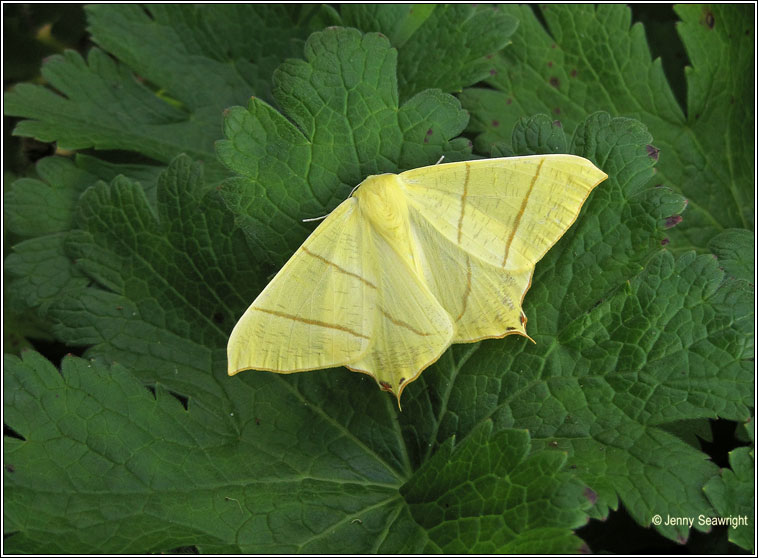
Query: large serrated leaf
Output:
[[459, 4, 754, 253], [216, 27, 471, 267]]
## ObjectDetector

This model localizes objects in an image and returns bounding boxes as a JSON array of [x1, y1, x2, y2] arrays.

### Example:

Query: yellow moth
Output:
[[227, 155, 607, 404]]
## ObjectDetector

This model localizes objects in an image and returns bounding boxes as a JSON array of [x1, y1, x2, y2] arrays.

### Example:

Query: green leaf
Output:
[[4, 156, 163, 319], [3, 5, 316, 182], [459, 4, 754, 252], [703, 447, 755, 552], [85, 4, 312, 107], [743, 417, 755, 444], [400, 422, 591, 553], [51, 156, 262, 412], [398, 114, 752, 544], [7, 108, 749, 551], [4, 156, 96, 237], [5, 234, 88, 316], [5, 48, 224, 176], [631, 5, 688, 109], [216, 27, 471, 267], [3, 354, 590, 554], [673, 4, 754, 237], [4, 351, 229, 553], [4, 8, 753, 553], [341, 4, 518, 99], [708, 228, 755, 283]]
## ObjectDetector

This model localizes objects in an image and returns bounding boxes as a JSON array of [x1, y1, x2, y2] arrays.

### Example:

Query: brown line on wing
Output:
[[380, 308, 434, 337], [301, 246, 376, 289], [456, 162, 471, 245], [253, 307, 370, 339], [502, 158, 544, 268], [454, 255, 472, 323]]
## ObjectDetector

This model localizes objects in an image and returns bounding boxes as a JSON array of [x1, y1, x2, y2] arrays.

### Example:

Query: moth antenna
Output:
[[435, 155, 445, 165], [302, 214, 329, 223], [304, 184, 362, 223]]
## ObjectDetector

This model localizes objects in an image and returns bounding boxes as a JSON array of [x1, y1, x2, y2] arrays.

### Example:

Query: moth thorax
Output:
[[354, 174, 410, 241]]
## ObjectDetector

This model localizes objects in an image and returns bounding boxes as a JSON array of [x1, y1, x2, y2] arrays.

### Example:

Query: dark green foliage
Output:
[[4, 4, 753, 554]]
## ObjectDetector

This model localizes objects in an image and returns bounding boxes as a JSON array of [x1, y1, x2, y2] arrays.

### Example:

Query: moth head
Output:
[[353, 174, 409, 240]]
